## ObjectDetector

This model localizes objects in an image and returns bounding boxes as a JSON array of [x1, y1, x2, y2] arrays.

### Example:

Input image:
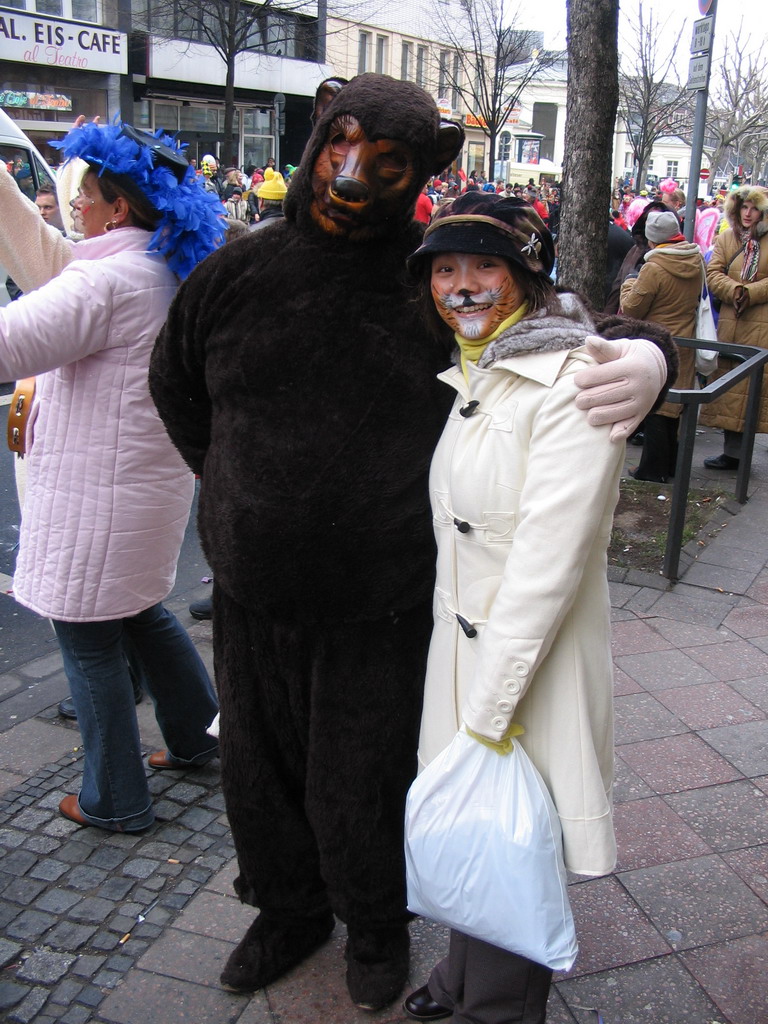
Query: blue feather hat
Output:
[[51, 120, 225, 279]]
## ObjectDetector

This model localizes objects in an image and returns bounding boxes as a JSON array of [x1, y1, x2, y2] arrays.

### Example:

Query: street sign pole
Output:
[[684, 0, 718, 241]]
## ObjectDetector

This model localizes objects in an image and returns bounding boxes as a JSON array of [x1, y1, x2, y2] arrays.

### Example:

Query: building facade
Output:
[[324, 3, 488, 180], [0, 0, 332, 170], [1, 0, 697, 189], [612, 127, 703, 197], [0, 2, 126, 166]]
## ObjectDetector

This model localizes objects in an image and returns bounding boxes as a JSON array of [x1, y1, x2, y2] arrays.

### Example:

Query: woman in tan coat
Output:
[[701, 185, 768, 469], [620, 209, 703, 481]]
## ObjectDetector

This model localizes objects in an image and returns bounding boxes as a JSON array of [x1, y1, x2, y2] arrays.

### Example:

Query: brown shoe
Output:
[[59, 794, 89, 826], [147, 750, 188, 771]]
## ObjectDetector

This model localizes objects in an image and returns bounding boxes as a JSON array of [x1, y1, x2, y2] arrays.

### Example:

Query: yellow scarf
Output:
[[455, 303, 529, 380]]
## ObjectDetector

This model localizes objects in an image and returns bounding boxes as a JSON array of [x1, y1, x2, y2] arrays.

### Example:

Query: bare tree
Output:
[[557, 0, 619, 309], [704, 24, 768, 190], [134, 0, 327, 162], [618, 2, 693, 189], [432, 0, 558, 181]]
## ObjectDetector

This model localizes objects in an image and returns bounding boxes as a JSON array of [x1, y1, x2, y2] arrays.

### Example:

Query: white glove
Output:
[[574, 336, 668, 442]]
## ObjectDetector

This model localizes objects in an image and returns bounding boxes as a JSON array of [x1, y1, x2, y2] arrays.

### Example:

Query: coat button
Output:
[[503, 679, 521, 695], [512, 661, 529, 677], [456, 613, 477, 638], [491, 716, 507, 731], [454, 519, 471, 533], [496, 700, 513, 713], [459, 400, 480, 417]]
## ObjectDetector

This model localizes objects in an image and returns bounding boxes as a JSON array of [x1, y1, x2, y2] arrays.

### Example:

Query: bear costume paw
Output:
[[345, 923, 411, 1011], [220, 910, 335, 992]]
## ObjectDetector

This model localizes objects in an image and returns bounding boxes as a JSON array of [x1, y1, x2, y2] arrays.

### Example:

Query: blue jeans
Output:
[[53, 603, 219, 832]]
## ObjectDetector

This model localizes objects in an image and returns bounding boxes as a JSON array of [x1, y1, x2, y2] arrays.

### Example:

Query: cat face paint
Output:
[[430, 252, 523, 339]]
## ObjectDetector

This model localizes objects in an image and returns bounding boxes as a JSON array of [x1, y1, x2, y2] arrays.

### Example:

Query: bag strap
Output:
[[703, 241, 746, 301], [724, 241, 747, 276], [7, 377, 36, 458], [700, 259, 711, 302]]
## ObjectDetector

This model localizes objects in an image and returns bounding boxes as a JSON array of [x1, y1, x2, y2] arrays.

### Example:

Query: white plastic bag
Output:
[[695, 277, 719, 376], [405, 729, 577, 971]]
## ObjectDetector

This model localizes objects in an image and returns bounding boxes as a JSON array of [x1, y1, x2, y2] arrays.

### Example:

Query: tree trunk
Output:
[[487, 129, 497, 181], [222, 0, 238, 165], [558, 0, 619, 310], [223, 55, 237, 165]]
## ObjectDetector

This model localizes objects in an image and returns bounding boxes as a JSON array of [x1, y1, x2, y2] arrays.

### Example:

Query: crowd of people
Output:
[[606, 174, 768, 482], [188, 152, 291, 235], [415, 171, 561, 241]]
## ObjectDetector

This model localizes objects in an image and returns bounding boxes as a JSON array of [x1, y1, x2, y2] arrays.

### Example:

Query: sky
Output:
[[514, 0, 766, 67]]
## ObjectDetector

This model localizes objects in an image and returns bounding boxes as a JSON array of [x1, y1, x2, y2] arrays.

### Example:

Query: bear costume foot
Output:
[[220, 910, 335, 993], [345, 923, 411, 1011]]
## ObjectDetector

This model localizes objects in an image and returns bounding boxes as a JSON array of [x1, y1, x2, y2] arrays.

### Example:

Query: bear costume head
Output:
[[284, 74, 464, 242]]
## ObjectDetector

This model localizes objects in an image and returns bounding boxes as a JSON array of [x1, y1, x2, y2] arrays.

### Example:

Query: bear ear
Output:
[[432, 121, 465, 175], [311, 78, 349, 125]]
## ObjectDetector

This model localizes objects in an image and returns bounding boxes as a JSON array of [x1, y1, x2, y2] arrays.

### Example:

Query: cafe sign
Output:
[[0, 11, 127, 74]]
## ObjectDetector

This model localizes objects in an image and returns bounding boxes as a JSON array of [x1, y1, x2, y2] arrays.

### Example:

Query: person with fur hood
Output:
[[619, 209, 704, 482], [701, 185, 768, 470], [149, 73, 676, 1012]]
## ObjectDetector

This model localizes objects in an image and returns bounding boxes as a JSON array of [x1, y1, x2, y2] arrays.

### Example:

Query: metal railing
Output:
[[658, 337, 768, 581]]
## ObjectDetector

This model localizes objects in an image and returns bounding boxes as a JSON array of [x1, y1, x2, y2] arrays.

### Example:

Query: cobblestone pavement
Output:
[[0, 430, 767, 1024]]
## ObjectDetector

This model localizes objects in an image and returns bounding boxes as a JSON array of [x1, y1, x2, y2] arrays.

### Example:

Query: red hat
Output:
[[433, 180, 443, 187]]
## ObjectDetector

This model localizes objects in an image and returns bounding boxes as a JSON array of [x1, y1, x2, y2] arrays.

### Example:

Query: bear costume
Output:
[[149, 74, 676, 1011]]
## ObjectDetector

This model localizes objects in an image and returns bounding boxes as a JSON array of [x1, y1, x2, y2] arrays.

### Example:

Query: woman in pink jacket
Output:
[[0, 121, 224, 833]]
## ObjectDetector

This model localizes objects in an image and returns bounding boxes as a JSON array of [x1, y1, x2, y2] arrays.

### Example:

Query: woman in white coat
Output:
[[403, 193, 625, 1024], [0, 121, 224, 833]]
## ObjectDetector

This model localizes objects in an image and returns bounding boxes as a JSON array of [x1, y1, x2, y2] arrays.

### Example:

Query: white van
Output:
[[0, 109, 57, 307]]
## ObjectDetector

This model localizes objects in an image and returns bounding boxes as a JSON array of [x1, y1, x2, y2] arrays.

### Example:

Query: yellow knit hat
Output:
[[258, 168, 287, 200]]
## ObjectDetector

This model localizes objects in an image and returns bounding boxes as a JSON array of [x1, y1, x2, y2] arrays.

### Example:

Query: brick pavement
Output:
[[0, 431, 767, 1024]]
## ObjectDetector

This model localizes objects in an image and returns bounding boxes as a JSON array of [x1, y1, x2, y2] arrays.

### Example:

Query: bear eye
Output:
[[378, 151, 408, 173], [330, 134, 351, 156]]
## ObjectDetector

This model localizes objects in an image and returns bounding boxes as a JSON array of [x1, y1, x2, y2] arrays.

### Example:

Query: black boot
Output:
[[220, 910, 334, 993], [404, 984, 452, 1021], [345, 922, 410, 1011], [704, 453, 739, 470], [189, 596, 213, 620], [631, 413, 678, 482]]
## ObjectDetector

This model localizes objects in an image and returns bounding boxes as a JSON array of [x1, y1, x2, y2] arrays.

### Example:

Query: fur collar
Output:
[[476, 292, 595, 368], [725, 185, 768, 237]]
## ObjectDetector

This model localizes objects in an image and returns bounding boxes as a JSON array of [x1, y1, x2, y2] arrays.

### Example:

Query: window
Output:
[[438, 50, 450, 98], [401, 41, 412, 81], [154, 103, 180, 131], [179, 105, 219, 133], [6, 0, 99, 19], [375, 35, 388, 74], [358, 31, 371, 73], [474, 60, 485, 101], [624, 152, 633, 169], [499, 131, 511, 162], [72, 0, 97, 19], [451, 53, 461, 110], [517, 138, 540, 164], [468, 141, 484, 177], [416, 46, 427, 88], [531, 102, 557, 163], [666, 160, 679, 178]]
